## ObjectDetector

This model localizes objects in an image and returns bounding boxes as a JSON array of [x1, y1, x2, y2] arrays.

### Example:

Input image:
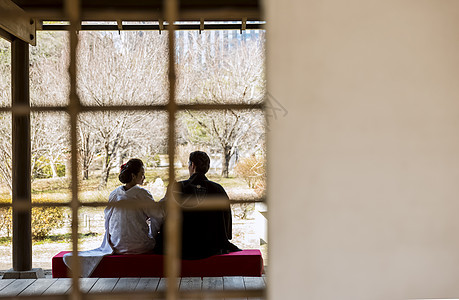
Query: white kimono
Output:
[[63, 185, 164, 277]]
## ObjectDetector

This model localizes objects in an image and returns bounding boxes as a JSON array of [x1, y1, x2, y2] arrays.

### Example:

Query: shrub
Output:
[[32, 199, 65, 239], [0, 206, 12, 237], [234, 156, 266, 191], [33, 157, 65, 179], [0, 198, 65, 240], [255, 178, 266, 197], [153, 154, 160, 167], [144, 154, 160, 168]]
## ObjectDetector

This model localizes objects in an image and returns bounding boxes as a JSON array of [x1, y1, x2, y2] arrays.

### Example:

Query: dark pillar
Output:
[[11, 38, 31, 272]]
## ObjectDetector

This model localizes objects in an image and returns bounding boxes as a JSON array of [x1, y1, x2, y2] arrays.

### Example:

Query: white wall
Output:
[[267, 1, 459, 299]]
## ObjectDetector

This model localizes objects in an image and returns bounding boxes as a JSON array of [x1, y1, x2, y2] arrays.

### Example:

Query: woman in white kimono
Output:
[[108, 158, 164, 254], [64, 158, 164, 277]]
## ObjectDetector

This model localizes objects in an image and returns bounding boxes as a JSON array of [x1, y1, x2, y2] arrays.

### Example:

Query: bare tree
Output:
[[176, 31, 266, 177], [0, 29, 266, 189], [78, 121, 96, 180], [30, 113, 68, 179], [29, 32, 69, 179], [76, 31, 168, 187]]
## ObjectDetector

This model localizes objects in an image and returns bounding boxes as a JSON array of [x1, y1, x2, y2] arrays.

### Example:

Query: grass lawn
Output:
[[0, 166, 251, 202], [0, 232, 100, 246]]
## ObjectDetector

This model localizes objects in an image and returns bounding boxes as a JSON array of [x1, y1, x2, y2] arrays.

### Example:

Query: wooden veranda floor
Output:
[[0, 276, 266, 298]]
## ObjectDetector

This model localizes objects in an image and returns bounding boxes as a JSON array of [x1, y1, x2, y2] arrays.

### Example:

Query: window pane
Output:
[[29, 112, 71, 270], [30, 31, 69, 107], [31, 207, 72, 270], [176, 109, 265, 185], [31, 112, 70, 185], [78, 111, 168, 201], [77, 31, 168, 106], [174, 109, 267, 274], [175, 30, 266, 105]]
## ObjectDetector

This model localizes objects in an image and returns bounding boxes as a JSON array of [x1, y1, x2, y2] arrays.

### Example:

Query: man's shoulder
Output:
[[206, 179, 225, 190], [201, 178, 227, 195], [178, 176, 226, 193]]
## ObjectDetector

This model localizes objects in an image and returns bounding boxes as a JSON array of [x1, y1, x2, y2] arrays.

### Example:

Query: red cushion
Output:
[[52, 250, 263, 278]]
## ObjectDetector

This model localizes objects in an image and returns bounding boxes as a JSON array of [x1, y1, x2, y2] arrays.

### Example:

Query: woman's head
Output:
[[119, 158, 145, 185]]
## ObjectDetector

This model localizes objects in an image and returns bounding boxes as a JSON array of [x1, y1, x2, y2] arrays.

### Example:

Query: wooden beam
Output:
[[0, 0, 36, 45], [40, 22, 265, 32], [0, 26, 13, 42], [11, 38, 32, 272], [19, 8, 261, 23]]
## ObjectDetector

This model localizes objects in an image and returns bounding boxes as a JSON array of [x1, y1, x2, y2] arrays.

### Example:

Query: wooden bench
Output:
[[52, 250, 264, 278]]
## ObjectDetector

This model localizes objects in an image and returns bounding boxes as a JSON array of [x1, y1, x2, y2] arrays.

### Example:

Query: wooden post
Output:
[[11, 38, 31, 272]]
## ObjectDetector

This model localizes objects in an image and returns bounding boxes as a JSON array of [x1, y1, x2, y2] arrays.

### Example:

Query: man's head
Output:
[[188, 151, 210, 175]]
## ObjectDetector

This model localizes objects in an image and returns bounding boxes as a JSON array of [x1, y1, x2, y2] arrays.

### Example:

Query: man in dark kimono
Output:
[[155, 151, 240, 259]]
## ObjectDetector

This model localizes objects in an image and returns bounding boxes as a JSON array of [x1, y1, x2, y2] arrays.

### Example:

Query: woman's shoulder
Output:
[[131, 185, 150, 193], [108, 186, 126, 202], [109, 186, 125, 196], [131, 185, 154, 199]]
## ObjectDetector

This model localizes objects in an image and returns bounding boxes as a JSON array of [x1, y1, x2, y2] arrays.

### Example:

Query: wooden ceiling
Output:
[[11, 0, 261, 21]]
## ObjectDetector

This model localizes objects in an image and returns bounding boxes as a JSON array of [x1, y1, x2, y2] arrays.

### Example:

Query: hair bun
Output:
[[118, 159, 144, 184]]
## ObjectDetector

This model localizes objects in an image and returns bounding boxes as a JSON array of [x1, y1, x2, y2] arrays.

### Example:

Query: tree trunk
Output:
[[65, 154, 71, 178], [81, 133, 91, 180], [115, 149, 124, 171], [49, 160, 58, 178], [221, 145, 232, 178], [83, 167, 89, 180], [99, 143, 111, 188]]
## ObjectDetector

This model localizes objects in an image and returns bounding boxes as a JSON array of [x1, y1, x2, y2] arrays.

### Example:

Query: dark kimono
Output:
[[155, 173, 240, 259]]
